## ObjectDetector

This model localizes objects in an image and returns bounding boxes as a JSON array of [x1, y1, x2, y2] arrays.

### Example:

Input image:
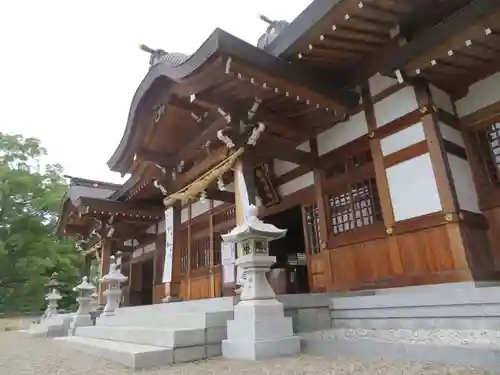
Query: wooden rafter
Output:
[[380, 0, 500, 77]]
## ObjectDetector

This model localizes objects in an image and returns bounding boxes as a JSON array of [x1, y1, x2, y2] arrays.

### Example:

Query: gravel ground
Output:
[[2, 331, 499, 375], [301, 328, 500, 348]]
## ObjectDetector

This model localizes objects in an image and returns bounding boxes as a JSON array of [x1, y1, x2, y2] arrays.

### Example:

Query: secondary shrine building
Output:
[[57, 0, 500, 306]]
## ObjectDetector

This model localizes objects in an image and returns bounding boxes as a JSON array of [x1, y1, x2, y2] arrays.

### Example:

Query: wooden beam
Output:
[[254, 136, 318, 168], [206, 189, 235, 204], [75, 197, 165, 218], [257, 112, 315, 140], [135, 148, 176, 168], [171, 146, 230, 191], [176, 114, 227, 163], [380, 0, 500, 77]]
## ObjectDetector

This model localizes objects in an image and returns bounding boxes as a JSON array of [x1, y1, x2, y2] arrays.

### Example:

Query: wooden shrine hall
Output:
[[57, 0, 500, 306]]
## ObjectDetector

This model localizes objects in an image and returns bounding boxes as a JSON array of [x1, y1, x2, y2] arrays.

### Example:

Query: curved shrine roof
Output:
[[108, 28, 359, 175]]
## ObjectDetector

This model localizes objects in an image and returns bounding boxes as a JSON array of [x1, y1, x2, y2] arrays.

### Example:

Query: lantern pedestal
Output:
[[221, 206, 300, 360], [70, 277, 96, 334], [29, 288, 66, 337]]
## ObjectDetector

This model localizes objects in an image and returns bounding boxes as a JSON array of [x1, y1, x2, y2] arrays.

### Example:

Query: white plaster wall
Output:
[[430, 85, 455, 115], [316, 111, 368, 156], [146, 223, 157, 234], [455, 71, 500, 117], [439, 122, 465, 147], [386, 153, 442, 221], [144, 242, 156, 254], [277, 171, 314, 197], [374, 86, 418, 127], [369, 73, 398, 97], [273, 159, 299, 176], [380, 122, 425, 156], [132, 247, 143, 258], [181, 206, 189, 223], [157, 220, 166, 234], [191, 199, 211, 219], [297, 141, 311, 152], [447, 154, 481, 213], [213, 200, 224, 208]]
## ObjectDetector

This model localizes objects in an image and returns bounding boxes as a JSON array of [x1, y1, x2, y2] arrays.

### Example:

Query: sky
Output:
[[0, 0, 313, 184]]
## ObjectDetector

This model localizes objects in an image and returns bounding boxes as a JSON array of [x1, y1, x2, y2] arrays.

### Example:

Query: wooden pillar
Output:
[[413, 80, 491, 279], [187, 203, 192, 300], [209, 200, 216, 297], [414, 81, 459, 215], [310, 138, 333, 291], [152, 240, 158, 303], [97, 240, 112, 305], [362, 84, 403, 277], [81, 254, 91, 278]]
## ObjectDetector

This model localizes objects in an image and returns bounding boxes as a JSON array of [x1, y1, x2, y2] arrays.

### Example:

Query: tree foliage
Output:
[[0, 132, 82, 313]]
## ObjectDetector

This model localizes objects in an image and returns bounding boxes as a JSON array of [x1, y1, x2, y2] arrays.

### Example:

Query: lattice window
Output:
[[191, 238, 210, 269], [304, 204, 321, 254], [325, 149, 373, 179], [213, 234, 222, 265], [328, 178, 382, 235], [180, 229, 189, 273], [180, 247, 188, 273], [471, 122, 500, 186]]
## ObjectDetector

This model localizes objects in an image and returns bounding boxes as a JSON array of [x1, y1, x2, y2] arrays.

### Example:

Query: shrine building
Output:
[[57, 0, 500, 306]]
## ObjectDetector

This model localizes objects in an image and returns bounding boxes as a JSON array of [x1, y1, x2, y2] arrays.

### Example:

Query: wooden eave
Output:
[[267, 0, 474, 86], [107, 28, 359, 176], [55, 196, 77, 238], [75, 196, 164, 220], [379, 0, 500, 94]]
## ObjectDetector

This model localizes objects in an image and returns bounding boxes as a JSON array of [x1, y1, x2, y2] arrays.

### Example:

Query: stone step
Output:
[[55, 336, 173, 369], [330, 287, 500, 329], [75, 325, 226, 347], [300, 328, 500, 372], [96, 310, 233, 329], [113, 297, 235, 316]]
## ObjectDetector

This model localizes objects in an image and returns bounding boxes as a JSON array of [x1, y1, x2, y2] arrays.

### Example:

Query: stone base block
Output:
[[28, 321, 65, 338], [69, 314, 93, 335], [222, 335, 300, 360], [56, 336, 173, 369], [162, 296, 183, 303]]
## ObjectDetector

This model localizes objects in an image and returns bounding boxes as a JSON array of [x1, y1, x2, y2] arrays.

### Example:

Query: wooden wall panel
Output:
[[189, 275, 211, 300], [323, 219, 476, 292], [481, 207, 500, 271], [309, 252, 329, 292], [213, 269, 222, 298], [180, 278, 189, 301], [153, 284, 164, 304]]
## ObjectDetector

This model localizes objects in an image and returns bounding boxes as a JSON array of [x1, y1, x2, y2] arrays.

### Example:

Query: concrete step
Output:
[[96, 310, 233, 329], [114, 297, 235, 316], [75, 325, 226, 347], [57, 335, 223, 370], [56, 336, 173, 369], [330, 287, 500, 329], [300, 328, 500, 372]]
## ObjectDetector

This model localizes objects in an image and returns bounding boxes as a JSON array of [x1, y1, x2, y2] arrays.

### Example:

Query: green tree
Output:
[[0, 132, 82, 313]]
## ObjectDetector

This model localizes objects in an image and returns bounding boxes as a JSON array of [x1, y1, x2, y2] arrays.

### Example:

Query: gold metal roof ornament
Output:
[[164, 147, 244, 207]]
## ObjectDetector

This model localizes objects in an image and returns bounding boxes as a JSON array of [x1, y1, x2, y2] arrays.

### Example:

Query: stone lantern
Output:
[[69, 276, 96, 333], [44, 272, 62, 290], [43, 273, 62, 319], [45, 288, 62, 319], [100, 255, 128, 317], [221, 205, 300, 360]]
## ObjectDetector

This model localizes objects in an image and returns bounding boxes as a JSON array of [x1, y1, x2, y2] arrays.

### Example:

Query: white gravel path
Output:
[[2, 331, 499, 375], [302, 328, 500, 347]]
